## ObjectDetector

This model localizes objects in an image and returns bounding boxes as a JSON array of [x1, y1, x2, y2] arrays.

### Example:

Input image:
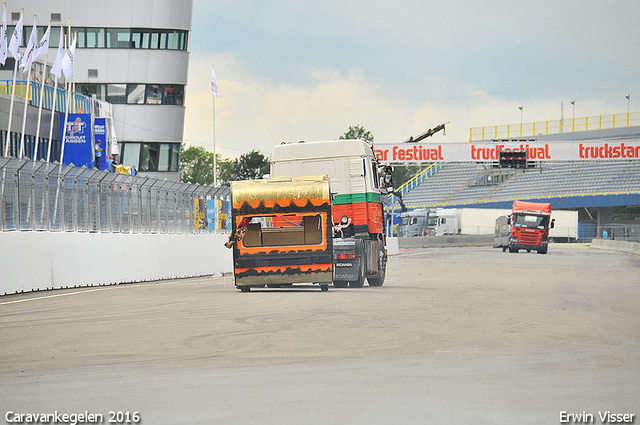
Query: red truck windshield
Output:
[[513, 213, 549, 230]]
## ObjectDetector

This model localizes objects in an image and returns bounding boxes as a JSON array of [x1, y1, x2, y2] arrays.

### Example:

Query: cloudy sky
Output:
[[184, 0, 640, 159]]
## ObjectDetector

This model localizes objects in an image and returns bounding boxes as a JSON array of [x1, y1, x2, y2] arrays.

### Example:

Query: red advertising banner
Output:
[[372, 140, 640, 163]]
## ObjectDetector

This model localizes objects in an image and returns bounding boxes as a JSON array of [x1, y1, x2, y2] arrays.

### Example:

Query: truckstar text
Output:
[[579, 143, 640, 159]]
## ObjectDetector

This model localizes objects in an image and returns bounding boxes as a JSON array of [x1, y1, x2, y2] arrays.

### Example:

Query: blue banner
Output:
[[61, 113, 93, 168], [94, 118, 108, 171], [207, 200, 217, 229]]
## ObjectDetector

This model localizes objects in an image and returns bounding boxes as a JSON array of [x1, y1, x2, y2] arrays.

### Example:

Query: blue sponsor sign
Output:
[[207, 200, 217, 229], [61, 113, 93, 168], [94, 118, 107, 171]]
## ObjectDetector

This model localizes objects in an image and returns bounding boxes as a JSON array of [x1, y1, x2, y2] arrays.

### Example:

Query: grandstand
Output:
[[390, 126, 640, 239], [400, 159, 640, 210]]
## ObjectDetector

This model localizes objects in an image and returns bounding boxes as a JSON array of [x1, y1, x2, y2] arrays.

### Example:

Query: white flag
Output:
[[50, 29, 65, 80], [8, 13, 22, 60], [0, 6, 7, 65], [60, 34, 76, 79], [20, 18, 37, 71], [32, 22, 50, 63], [211, 67, 222, 98]]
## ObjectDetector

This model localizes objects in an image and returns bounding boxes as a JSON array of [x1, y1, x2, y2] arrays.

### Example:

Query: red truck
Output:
[[495, 200, 555, 254]]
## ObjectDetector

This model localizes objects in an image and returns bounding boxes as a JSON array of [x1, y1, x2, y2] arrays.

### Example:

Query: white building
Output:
[[0, 0, 193, 180]]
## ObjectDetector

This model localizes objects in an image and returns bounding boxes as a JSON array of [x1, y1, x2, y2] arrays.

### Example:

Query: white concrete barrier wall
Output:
[[590, 238, 640, 256], [0, 232, 234, 295]]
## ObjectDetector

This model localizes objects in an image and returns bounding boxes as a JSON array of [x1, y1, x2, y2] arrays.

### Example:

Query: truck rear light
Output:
[[336, 253, 356, 260]]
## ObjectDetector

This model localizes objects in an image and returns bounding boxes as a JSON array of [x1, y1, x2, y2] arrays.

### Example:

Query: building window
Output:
[[140, 143, 159, 171], [126, 84, 145, 104], [76, 83, 185, 105], [167, 31, 179, 50], [8, 25, 188, 51], [121, 143, 141, 171], [121, 142, 181, 172], [72, 27, 86, 48], [146, 85, 163, 104], [131, 29, 149, 49], [50, 26, 63, 47], [85, 28, 105, 48], [106, 84, 127, 104], [163, 85, 183, 105], [78, 83, 106, 101], [106, 28, 131, 48]]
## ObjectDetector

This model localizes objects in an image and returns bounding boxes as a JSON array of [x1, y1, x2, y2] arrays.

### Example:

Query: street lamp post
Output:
[[626, 95, 631, 126], [519, 106, 523, 136]]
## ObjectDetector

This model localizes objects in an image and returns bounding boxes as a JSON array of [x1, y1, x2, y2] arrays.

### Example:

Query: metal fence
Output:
[[597, 225, 640, 243], [1, 157, 230, 233]]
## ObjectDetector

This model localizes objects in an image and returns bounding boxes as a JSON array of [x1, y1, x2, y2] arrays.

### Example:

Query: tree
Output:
[[340, 125, 374, 143], [180, 145, 270, 186], [217, 150, 270, 186], [339, 125, 422, 188], [235, 150, 271, 181], [179, 144, 214, 185], [392, 164, 425, 188]]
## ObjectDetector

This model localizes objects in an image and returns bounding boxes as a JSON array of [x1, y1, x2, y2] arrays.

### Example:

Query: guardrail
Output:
[[1, 157, 230, 233], [470, 111, 640, 141], [596, 225, 640, 243], [0, 79, 90, 113]]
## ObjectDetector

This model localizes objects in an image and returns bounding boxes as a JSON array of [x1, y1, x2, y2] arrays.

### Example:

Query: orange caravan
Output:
[[229, 175, 333, 292]]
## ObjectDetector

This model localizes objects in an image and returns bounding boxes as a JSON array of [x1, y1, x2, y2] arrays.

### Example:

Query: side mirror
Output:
[[550, 218, 555, 229], [381, 165, 394, 192]]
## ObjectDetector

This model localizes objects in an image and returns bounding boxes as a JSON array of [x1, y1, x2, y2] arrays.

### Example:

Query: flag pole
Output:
[[211, 66, 222, 186], [60, 34, 70, 165], [18, 60, 32, 158], [47, 26, 64, 163], [19, 15, 37, 159], [4, 8, 22, 158], [3, 47, 17, 157], [33, 20, 51, 161], [60, 31, 77, 166], [46, 77, 58, 162], [213, 94, 216, 187]]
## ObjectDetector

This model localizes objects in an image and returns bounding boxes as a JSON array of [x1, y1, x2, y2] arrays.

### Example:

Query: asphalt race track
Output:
[[1, 245, 639, 424]]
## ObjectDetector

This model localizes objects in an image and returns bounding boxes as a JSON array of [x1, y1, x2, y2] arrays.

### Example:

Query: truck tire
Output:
[[538, 248, 548, 254], [349, 261, 365, 288], [368, 247, 386, 287], [367, 266, 385, 286]]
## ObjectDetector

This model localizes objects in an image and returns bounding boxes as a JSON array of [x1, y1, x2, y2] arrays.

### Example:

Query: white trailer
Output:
[[548, 210, 579, 240], [459, 208, 512, 235], [431, 208, 578, 239]]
